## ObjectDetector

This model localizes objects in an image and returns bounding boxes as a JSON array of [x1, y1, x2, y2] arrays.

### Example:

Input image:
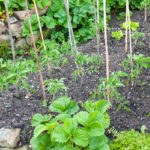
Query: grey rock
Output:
[[0, 145, 29, 150], [8, 17, 18, 24], [15, 39, 28, 50], [0, 128, 21, 148], [25, 32, 40, 46], [10, 22, 24, 38], [0, 22, 6, 34], [0, 35, 10, 44], [14, 6, 48, 20]]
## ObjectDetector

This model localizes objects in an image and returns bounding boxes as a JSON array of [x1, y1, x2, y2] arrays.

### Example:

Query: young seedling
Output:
[[91, 71, 130, 111], [122, 54, 150, 86], [44, 78, 67, 101], [111, 30, 124, 40]]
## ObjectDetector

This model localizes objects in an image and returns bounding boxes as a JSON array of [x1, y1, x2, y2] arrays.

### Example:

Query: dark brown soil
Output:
[[0, 10, 150, 147]]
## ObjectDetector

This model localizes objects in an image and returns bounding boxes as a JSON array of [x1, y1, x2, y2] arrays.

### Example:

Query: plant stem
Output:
[[4, 0, 16, 65], [25, 0, 46, 100]]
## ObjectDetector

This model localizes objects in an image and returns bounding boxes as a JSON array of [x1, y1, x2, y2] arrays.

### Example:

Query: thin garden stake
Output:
[[25, 0, 46, 100], [93, 0, 99, 53], [125, 0, 128, 53], [4, 0, 16, 64], [144, 2, 147, 22], [66, 0, 73, 48], [97, 0, 100, 50], [127, 0, 133, 86], [103, 0, 110, 102], [33, 0, 51, 72], [64, 0, 78, 55]]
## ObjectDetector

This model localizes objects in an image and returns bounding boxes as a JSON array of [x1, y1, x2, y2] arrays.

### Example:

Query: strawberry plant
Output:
[[111, 30, 124, 40], [30, 97, 111, 150]]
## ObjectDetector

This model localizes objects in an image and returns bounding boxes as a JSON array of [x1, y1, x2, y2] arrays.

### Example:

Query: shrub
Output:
[[110, 129, 150, 150]]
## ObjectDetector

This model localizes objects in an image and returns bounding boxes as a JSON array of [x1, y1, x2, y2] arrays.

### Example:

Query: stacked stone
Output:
[[0, 7, 48, 50]]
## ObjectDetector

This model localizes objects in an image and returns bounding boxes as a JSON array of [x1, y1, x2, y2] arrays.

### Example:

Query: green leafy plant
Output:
[[117, 11, 133, 20], [131, 32, 145, 46], [110, 129, 150, 150], [72, 52, 102, 86], [30, 98, 111, 150], [44, 78, 67, 101], [0, 59, 37, 95], [91, 71, 130, 111], [111, 30, 124, 40], [38, 40, 70, 75], [121, 21, 139, 31], [122, 54, 150, 85]]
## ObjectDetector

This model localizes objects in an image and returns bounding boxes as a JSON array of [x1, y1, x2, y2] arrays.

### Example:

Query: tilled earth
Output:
[[0, 10, 150, 147]]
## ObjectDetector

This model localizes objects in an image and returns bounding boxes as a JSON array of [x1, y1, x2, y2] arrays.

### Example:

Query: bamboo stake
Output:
[[25, 0, 46, 100], [33, 0, 51, 72], [97, 0, 100, 50], [144, 4, 147, 22], [126, 0, 133, 86], [66, 0, 73, 48], [93, 0, 99, 53], [4, 0, 16, 64], [125, 0, 128, 53], [103, 0, 110, 102], [64, 0, 78, 55]]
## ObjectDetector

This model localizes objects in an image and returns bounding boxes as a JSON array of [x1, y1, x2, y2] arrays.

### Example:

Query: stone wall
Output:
[[0, 7, 48, 50]]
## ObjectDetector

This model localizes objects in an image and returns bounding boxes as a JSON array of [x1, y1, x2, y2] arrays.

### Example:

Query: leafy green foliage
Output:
[[38, 40, 70, 74], [49, 96, 79, 115], [122, 54, 150, 85], [121, 21, 139, 31], [44, 78, 67, 101], [91, 71, 130, 111], [131, 32, 145, 46], [117, 11, 133, 20], [111, 30, 124, 40], [110, 129, 150, 150], [0, 58, 37, 94], [31, 98, 110, 150]]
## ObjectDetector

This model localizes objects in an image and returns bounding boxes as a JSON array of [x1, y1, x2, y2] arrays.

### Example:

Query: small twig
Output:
[[4, 0, 16, 64], [25, 0, 46, 100]]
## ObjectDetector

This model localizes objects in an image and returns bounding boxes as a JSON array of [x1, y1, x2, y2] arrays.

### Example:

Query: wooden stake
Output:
[[64, 0, 78, 55], [25, 0, 46, 100], [125, 0, 128, 53], [33, 0, 51, 72], [4, 0, 16, 64], [93, 0, 99, 53], [103, 0, 110, 102]]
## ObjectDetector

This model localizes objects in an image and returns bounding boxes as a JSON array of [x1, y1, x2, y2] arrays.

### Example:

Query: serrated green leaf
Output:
[[31, 113, 51, 127], [63, 118, 77, 135], [71, 129, 89, 147], [34, 124, 48, 138], [52, 125, 69, 143], [30, 133, 51, 150], [74, 111, 89, 126]]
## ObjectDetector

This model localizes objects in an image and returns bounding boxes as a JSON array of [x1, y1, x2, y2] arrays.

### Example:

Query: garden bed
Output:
[[0, 10, 150, 147]]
